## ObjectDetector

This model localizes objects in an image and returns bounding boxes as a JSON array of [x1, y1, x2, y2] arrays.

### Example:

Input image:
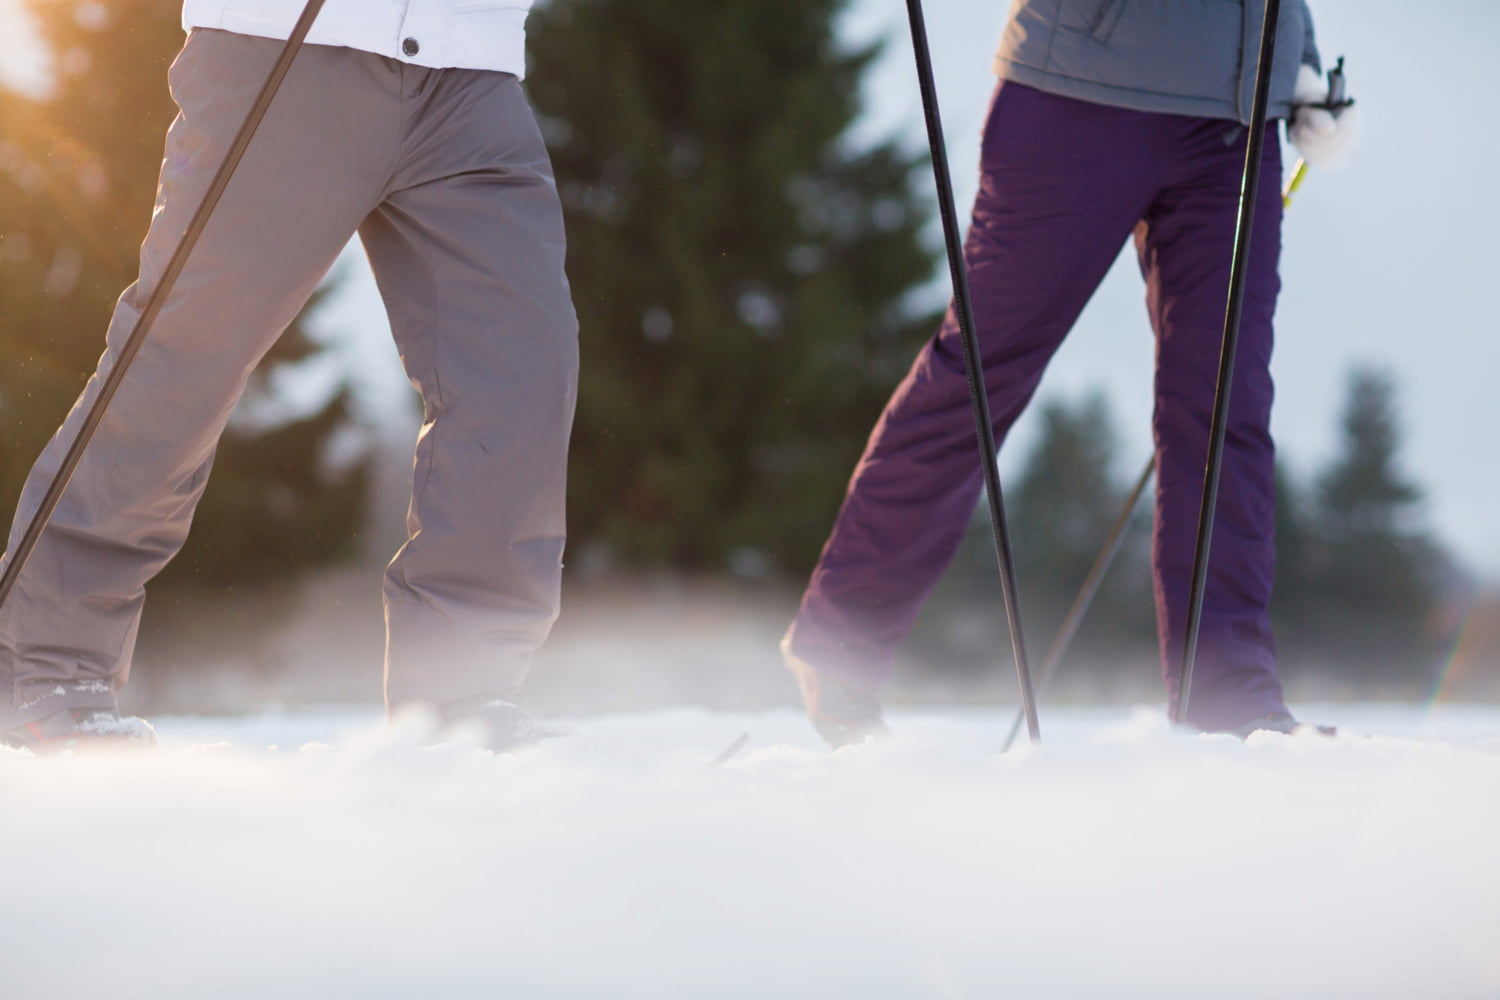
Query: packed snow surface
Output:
[[3, 704, 1498, 999]]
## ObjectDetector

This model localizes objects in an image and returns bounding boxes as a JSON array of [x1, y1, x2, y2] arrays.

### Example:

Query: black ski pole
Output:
[[1001, 455, 1154, 753], [1172, 0, 1282, 725], [902, 0, 1041, 741], [0, 0, 328, 615]]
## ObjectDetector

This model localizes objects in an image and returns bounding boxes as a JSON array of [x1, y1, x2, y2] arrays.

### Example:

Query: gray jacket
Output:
[[993, 0, 1321, 124]]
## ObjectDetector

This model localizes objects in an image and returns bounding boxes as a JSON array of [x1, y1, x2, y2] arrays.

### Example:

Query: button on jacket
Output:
[[181, 0, 533, 76]]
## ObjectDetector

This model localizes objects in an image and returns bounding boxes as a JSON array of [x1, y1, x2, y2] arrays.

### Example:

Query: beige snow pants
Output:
[[0, 29, 578, 726]]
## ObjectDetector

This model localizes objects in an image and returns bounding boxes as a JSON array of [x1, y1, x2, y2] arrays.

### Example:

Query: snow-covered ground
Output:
[[3, 703, 1498, 999]]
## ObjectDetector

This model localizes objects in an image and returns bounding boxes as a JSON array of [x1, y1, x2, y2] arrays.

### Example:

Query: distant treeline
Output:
[[914, 370, 1463, 694]]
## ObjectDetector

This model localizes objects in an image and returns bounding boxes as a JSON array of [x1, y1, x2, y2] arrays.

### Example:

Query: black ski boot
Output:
[[2, 707, 157, 753], [1229, 713, 1337, 739], [782, 644, 889, 749], [435, 692, 553, 754]]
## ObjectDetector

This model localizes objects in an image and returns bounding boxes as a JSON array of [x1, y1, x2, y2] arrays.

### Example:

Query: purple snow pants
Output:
[[785, 82, 1288, 732]]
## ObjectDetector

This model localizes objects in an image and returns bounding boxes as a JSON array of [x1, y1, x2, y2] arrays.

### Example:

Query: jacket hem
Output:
[[994, 58, 1293, 124], [181, 0, 530, 77]]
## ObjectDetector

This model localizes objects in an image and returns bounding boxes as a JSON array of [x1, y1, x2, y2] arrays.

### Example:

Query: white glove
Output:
[[1289, 62, 1359, 170]]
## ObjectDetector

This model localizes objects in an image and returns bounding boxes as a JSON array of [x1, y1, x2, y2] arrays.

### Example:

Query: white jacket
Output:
[[181, 0, 533, 77]]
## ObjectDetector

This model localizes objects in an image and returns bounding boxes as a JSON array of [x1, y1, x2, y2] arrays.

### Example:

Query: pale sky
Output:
[[5, 1, 1499, 575]]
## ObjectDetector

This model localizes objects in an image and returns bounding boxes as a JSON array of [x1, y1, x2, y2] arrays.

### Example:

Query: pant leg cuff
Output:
[[781, 622, 891, 690], [4, 679, 118, 730], [1183, 694, 1292, 734]]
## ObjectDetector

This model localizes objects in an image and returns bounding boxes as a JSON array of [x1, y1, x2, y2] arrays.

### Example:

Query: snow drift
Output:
[[2, 705, 1497, 999]]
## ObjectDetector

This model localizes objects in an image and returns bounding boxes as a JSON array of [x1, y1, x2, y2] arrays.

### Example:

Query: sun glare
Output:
[[0, 1, 51, 98]]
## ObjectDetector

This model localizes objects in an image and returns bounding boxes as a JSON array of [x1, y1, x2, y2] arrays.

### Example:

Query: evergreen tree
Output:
[[524, 0, 936, 573], [0, 2, 366, 598], [1269, 459, 1319, 650], [1319, 369, 1422, 537], [1307, 367, 1446, 682]]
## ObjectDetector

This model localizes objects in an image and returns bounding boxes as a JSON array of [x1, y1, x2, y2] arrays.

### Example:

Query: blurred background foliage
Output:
[[918, 367, 1461, 695], [526, 0, 937, 573], [0, 0, 1469, 704]]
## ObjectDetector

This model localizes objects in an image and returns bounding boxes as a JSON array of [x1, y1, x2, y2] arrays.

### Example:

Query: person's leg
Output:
[[1138, 119, 1288, 732], [0, 31, 398, 729], [358, 67, 578, 713], [785, 82, 1160, 689]]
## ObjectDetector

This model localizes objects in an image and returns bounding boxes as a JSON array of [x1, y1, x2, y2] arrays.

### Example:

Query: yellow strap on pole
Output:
[[1282, 158, 1308, 208]]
